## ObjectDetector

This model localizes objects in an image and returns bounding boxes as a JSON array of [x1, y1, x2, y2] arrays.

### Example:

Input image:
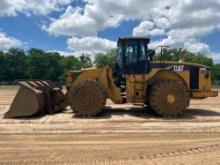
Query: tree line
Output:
[[0, 48, 219, 82], [0, 48, 92, 82]]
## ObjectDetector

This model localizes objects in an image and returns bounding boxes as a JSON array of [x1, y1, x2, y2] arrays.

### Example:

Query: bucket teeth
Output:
[[4, 80, 67, 118]]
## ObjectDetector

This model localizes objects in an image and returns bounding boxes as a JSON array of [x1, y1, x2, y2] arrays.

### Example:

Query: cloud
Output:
[[133, 21, 165, 37], [44, 0, 171, 36], [0, 32, 22, 49], [48, 50, 76, 56], [42, 0, 220, 63], [149, 37, 210, 54], [44, 6, 98, 36], [131, 0, 220, 62], [49, 37, 116, 59], [209, 53, 220, 64], [67, 36, 116, 54], [147, 25, 217, 55], [168, 0, 220, 29], [0, 0, 72, 17], [43, 0, 220, 38], [184, 41, 210, 54], [2, 0, 220, 62]]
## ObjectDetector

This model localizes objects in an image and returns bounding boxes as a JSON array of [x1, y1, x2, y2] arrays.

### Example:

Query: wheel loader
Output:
[[5, 37, 218, 118]]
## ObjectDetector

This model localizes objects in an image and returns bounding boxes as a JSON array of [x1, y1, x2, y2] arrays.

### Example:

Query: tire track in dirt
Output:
[[0, 133, 220, 164], [136, 143, 220, 159], [0, 143, 219, 165]]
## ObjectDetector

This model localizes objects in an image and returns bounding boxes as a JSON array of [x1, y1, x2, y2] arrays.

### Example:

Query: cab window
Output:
[[117, 46, 123, 66], [125, 40, 137, 64], [140, 41, 147, 60]]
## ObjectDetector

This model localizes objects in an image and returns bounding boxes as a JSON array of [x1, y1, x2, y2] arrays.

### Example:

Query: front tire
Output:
[[68, 80, 106, 117]]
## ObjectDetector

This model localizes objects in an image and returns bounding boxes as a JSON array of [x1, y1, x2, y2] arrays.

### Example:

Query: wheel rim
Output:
[[149, 80, 189, 117], [167, 94, 176, 104]]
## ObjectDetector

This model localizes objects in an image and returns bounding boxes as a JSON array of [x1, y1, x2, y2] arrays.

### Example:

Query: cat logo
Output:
[[173, 65, 184, 72]]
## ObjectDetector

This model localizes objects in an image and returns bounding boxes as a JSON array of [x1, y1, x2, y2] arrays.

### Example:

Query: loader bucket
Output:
[[4, 80, 66, 118]]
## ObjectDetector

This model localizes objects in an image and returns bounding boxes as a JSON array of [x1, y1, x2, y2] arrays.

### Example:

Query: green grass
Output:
[[213, 85, 220, 88], [212, 86, 220, 91], [0, 85, 19, 91]]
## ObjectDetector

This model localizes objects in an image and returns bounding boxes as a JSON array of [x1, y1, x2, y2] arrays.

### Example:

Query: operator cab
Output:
[[116, 37, 155, 74]]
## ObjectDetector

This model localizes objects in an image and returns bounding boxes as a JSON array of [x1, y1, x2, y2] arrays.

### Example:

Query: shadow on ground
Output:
[[3, 104, 220, 120], [72, 106, 220, 120]]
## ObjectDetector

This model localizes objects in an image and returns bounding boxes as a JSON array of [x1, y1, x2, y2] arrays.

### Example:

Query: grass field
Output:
[[0, 86, 19, 91], [213, 86, 220, 91]]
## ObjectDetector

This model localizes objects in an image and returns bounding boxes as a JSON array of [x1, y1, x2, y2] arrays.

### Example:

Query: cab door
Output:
[[124, 40, 148, 74], [124, 40, 138, 74]]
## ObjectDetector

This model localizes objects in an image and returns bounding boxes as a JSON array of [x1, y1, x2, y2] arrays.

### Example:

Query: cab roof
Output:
[[118, 36, 150, 43]]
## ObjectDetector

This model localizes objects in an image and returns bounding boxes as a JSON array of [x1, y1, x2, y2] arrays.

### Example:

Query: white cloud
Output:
[[153, 17, 170, 29], [49, 50, 76, 56], [44, 6, 98, 36], [42, 0, 220, 63], [43, 0, 220, 38], [168, 0, 220, 29], [149, 37, 210, 54], [167, 27, 216, 41], [48, 50, 101, 58], [131, 0, 220, 63], [209, 53, 220, 64], [133, 21, 165, 37], [44, 0, 171, 36], [0, 32, 22, 49], [133, 21, 153, 36], [0, 0, 72, 17], [2, 0, 220, 63], [49, 37, 116, 59], [184, 41, 210, 54], [67, 36, 116, 55]]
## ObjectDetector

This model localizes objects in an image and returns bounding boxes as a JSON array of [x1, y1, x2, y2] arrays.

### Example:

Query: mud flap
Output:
[[4, 80, 67, 118]]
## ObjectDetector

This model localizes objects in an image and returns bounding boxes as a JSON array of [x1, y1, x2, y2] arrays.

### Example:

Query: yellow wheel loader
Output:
[[5, 37, 218, 118]]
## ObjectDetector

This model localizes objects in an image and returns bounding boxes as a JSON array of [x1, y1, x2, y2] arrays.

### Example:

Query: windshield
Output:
[[116, 39, 150, 74], [140, 40, 148, 61], [124, 40, 138, 64]]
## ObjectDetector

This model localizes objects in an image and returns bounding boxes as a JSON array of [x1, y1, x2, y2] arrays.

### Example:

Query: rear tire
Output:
[[68, 80, 106, 117], [149, 79, 189, 117]]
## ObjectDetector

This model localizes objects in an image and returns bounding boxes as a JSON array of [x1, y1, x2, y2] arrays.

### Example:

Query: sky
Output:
[[0, 0, 220, 63]]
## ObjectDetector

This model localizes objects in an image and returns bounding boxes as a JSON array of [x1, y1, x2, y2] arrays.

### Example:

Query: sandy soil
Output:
[[0, 89, 219, 164]]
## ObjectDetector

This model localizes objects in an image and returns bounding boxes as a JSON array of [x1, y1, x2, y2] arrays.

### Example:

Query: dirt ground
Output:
[[0, 89, 220, 164]]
